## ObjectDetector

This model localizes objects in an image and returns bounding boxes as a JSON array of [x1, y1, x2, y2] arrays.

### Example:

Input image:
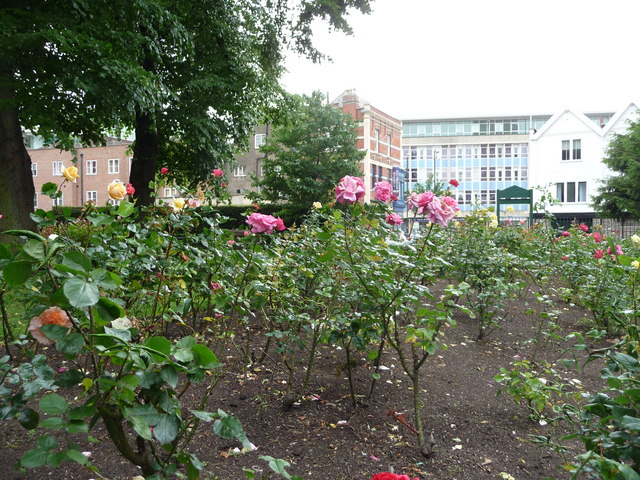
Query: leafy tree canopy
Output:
[[591, 117, 640, 219], [250, 91, 364, 207]]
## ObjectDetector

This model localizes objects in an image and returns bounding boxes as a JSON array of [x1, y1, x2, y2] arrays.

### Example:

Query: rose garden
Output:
[[0, 171, 639, 480]]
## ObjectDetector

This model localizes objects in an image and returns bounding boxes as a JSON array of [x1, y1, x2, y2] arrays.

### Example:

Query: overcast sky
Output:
[[281, 0, 640, 120]]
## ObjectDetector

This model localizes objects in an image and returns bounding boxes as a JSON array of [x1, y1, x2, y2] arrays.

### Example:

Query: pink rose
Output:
[[449, 178, 459, 187], [160, 167, 169, 175], [593, 249, 604, 259], [126, 183, 135, 195], [426, 196, 457, 227], [406, 192, 419, 211], [188, 198, 201, 208], [212, 169, 224, 178], [246, 212, 285, 234], [562, 256, 569, 261], [370, 473, 419, 480], [592, 232, 603, 242], [579, 223, 589, 232], [606, 245, 623, 256], [561, 231, 570, 237], [386, 213, 403, 226], [210, 282, 222, 292], [374, 181, 393, 203], [335, 175, 366, 204], [28, 307, 72, 345], [416, 191, 435, 215]]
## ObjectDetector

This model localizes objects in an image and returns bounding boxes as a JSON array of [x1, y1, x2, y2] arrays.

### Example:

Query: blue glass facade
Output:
[[402, 117, 549, 138], [402, 143, 529, 211]]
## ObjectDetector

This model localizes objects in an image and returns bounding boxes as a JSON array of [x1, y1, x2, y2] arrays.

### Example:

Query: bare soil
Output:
[[2, 293, 606, 480]]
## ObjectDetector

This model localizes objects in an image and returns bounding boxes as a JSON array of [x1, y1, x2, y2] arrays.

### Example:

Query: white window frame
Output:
[[86, 159, 98, 175], [31, 163, 37, 177], [53, 194, 63, 207], [233, 165, 246, 177], [33, 193, 38, 208], [108, 158, 120, 174], [254, 134, 267, 149], [53, 161, 63, 176], [86, 191, 98, 203]]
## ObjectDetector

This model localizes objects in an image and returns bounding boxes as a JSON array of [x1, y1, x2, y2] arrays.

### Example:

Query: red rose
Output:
[[449, 178, 459, 187], [160, 167, 169, 175], [126, 183, 135, 195], [370, 473, 418, 480]]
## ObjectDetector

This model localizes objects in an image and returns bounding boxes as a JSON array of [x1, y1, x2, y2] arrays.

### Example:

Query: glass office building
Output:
[[402, 116, 550, 211]]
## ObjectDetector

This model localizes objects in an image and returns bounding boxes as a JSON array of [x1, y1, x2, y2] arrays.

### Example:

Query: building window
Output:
[[86, 191, 97, 203], [53, 194, 63, 207], [86, 160, 97, 175], [255, 134, 267, 149], [555, 183, 564, 202], [572, 139, 581, 160], [578, 181, 587, 202], [34, 193, 38, 208], [108, 158, 119, 174], [163, 187, 178, 197], [375, 128, 380, 152], [234, 165, 246, 177], [562, 139, 581, 160], [562, 140, 570, 160], [31, 163, 37, 177], [567, 182, 576, 202], [53, 161, 63, 176]]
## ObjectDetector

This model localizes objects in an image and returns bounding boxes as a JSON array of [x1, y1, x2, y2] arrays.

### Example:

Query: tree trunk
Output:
[[130, 110, 160, 207], [0, 73, 36, 243]]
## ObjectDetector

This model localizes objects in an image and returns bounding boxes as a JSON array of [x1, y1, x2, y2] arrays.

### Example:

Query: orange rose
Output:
[[28, 306, 72, 345]]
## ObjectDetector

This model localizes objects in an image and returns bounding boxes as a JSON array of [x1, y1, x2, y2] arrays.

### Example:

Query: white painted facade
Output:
[[529, 103, 639, 215]]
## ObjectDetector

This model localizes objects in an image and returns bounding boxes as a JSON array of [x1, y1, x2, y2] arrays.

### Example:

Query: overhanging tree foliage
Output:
[[1, 0, 372, 238], [592, 117, 640, 220], [251, 91, 364, 207]]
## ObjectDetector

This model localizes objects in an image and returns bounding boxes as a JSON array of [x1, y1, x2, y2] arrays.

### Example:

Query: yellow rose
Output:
[[173, 198, 185, 210], [312, 202, 322, 210], [632, 234, 640, 246], [107, 180, 126, 201], [506, 206, 515, 213], [632, 260, 640, 269], [62, 166, 79, 182]]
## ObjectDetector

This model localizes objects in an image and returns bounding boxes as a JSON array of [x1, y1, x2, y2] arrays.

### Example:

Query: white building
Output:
[[529, 103, 639, 218]]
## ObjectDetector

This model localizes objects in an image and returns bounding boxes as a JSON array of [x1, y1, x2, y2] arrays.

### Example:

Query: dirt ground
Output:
[[2, 291, 606, 480]]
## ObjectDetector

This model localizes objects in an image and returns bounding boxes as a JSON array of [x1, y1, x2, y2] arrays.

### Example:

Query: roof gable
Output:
[[532, 108, 603, 139], [601, 102, 640, 137]]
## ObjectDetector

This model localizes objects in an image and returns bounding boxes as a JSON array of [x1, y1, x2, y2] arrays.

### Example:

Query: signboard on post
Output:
[[392, 167, 406, 212]]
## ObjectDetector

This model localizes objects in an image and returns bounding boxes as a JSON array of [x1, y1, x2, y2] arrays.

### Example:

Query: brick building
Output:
[[27, 136, 133, 209], [331, 89, 403, 200]]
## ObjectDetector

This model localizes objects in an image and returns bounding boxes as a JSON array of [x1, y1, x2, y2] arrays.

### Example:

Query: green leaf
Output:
[[154, 414, 180, 444], [260, 456, 293, 480], [612, 352, 639, 371], [214, 409, 252, 449], [191, 410, 218, 422], [620, 415, 640, 430], [144, 336, 171, 362], [55, 369, 84, 388], [68, 406, 97, 420], [66, 419, 89, 434], [63, 277, 100, 308], [18, 408, 40, 429], [88, 213, 114, 226], [62, 251, 92, 273], [2, 230, 46, 242], [130, 416, 153, 440], [41, 182, 59, 197], [39, 416, 65, 430], [66, 449, 89, 465], [23, 239, 45, 262], [192, 344, 219, 368], [3, 260, 33, 286], [40, 324, 71, 341], [39, 393, 68, 415], [21, 448, 48, 468], [56, 332, 85, 356], [95, 297, 125, 324], [116, 200, 135, 218], [161, 365, 178, 389], [36, 435, 58, 450]]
